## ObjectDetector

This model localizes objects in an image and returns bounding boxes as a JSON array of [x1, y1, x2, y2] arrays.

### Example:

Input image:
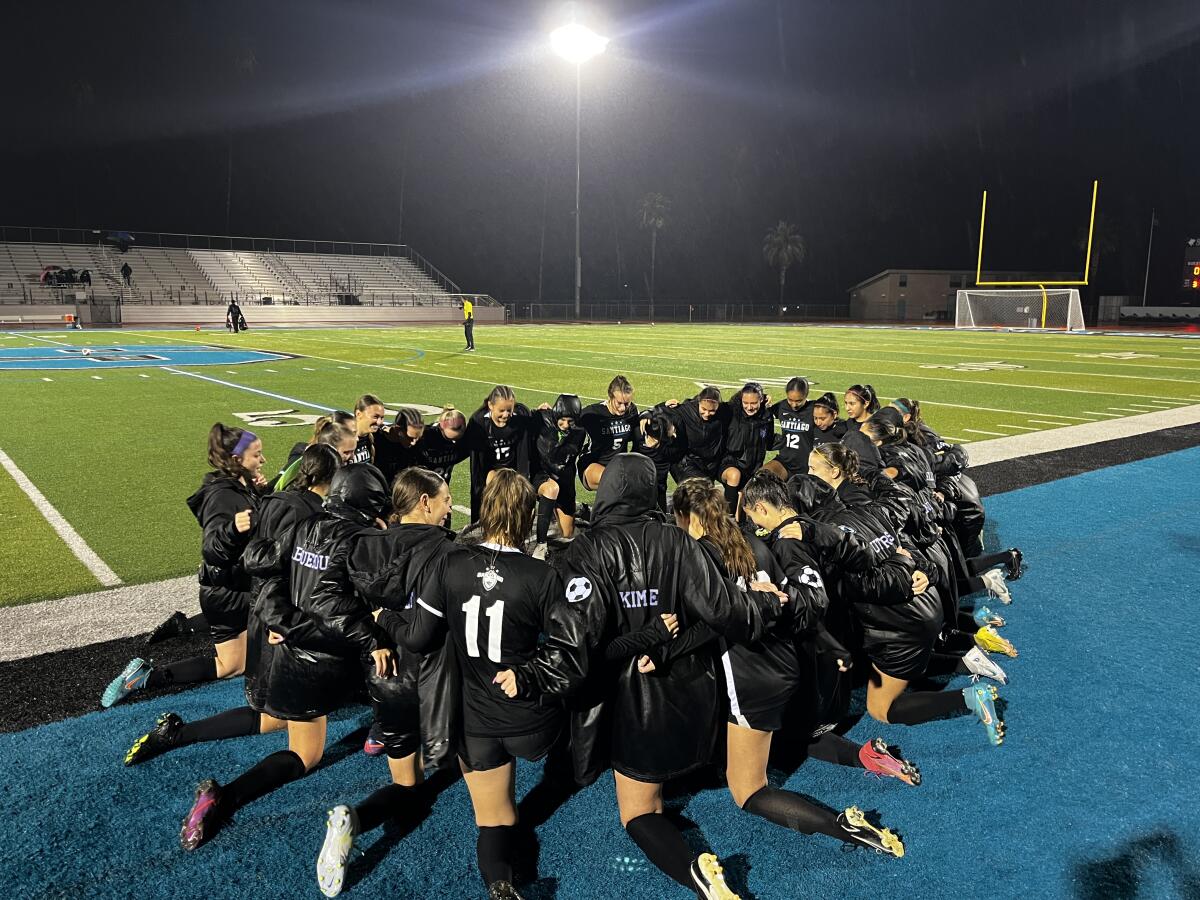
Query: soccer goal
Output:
[[955, 288, 1084, 331]]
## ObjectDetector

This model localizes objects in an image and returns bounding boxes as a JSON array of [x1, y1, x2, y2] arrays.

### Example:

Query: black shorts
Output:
[[720, 640, 801, 733], [364, 640, 422, 760], [459, 723, 561, 772], [577, 453, 614, 487], [532, 472, 578, 515], [200, 586, 250, 644], [670, 456, 718, 483]]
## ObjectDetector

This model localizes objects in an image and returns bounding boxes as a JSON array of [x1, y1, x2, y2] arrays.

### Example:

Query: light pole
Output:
[[550, 22, 607, 319]]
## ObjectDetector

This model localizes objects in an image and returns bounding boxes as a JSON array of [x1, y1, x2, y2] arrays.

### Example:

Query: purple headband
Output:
[[232, 430, 258, 457]]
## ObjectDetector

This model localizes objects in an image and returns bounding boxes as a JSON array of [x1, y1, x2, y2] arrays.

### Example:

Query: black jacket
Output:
[[186, 472, 262, 627], [560, 453, 783, 784], [242, 464, 391, 720], [723, 397, 774, 472], [467, 405, 534, 520], [349, 521, 461, 769], [666, 398, 729, 473], [533, 410, 587, 482]]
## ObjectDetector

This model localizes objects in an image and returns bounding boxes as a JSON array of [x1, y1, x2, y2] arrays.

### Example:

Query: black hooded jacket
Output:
[[559, 453, 783, 784], [533, 409, 587, 482], [722, 394, 774, 472], [242, 464, 391, 720], [666, 397, 730, 474], [186, 472, 262, 628]]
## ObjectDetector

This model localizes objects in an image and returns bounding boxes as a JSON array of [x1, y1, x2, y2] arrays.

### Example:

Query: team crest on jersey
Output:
[[565, 577, 592, 603], [477, 566, 504, 591]]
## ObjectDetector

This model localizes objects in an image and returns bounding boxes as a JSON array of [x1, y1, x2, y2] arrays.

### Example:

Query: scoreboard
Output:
[[1186, 239, 1200, 290]]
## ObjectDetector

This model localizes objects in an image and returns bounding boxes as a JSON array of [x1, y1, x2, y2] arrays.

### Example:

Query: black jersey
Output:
[[373, 431, 421, 486], [771, 400, 815, 471], [416, 424, 471, 481], [812, 419, 847, 448], [350, 433, 374, 465], [467, 406, 535, 520], [405, 543, 585, 737], [579, 401, 640, 465]]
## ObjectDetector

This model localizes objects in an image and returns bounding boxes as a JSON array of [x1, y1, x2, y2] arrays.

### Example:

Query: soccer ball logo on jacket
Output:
[[565, 577, 592, 603]]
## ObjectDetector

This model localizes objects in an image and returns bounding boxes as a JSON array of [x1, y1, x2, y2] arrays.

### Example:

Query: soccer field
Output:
[[2, 322, 1199, 606]]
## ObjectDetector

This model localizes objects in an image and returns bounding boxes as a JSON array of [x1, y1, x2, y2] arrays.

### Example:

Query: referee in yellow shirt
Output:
[[462, 297, 475, 351]]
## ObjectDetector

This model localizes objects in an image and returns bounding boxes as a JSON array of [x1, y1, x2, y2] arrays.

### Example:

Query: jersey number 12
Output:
[[462, 595, 505, 662]]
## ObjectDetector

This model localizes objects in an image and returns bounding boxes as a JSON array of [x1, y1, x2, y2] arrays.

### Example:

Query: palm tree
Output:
[[638, 192, 670, 321], [763, 220, 806, 308]]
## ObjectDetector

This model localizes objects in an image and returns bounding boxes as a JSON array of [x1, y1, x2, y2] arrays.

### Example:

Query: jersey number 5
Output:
[[462, 595, 505, 662]]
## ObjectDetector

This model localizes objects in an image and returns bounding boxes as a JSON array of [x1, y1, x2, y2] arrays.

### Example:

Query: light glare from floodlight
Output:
[[550, 23, 608, 64]]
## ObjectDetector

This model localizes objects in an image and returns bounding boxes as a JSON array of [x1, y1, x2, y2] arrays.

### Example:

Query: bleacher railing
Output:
[[0, 225, 486, 304], [0, 287, 495, 309], [503, 302, 850, 323]]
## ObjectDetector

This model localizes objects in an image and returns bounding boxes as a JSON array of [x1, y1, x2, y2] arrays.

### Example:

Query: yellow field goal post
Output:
[[956, 179, 1096, 331]]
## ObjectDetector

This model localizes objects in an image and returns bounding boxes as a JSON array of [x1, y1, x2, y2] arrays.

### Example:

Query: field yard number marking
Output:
[[233, 402, 443, 428], [693, 376, 819, 392], [919, 361, 1026, 372]]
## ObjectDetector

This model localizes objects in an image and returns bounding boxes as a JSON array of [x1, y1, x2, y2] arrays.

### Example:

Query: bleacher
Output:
[[0, 232, 480, 308]]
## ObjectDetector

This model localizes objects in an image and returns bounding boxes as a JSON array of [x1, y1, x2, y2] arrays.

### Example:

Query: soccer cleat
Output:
[[837, 806, 905, 858], [180, 779, 223, 850], [1005, 548, 1024, 580], [963, 684, 1005, 746], [101, 657, 152, 708], [980, 568, 1012, 605], [363, 723, 385, 757], [972, 605, 1005, 629], [689, 853, 741, 900], [975, 626, 1018, 658], [487, 882, 524, 900], [317, 805, 358, 897], [124, 711, 184, 766], [147, 610, 190, 645], [859, 738, 921, 786], [960, 646, 1008, 685]]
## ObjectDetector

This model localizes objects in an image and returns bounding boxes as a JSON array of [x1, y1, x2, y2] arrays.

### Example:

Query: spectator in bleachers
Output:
[[80, 269, 92, 287], [121, 261, 133, 286]]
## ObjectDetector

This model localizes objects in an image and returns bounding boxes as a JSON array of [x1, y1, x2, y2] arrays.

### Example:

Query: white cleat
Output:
[[317, 805, 357, 898], [980, 568, 1012, 605], [961, 646, 1008, 685]]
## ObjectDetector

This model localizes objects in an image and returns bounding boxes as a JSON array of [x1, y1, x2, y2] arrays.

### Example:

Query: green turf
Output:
[[2, 323, 1199, 606], [0, 462, 102, 604]]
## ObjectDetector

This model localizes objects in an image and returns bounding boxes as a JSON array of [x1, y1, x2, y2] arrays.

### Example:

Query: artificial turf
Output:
[[2, 445, 1195, 898], [1, 323, 1199, 605]]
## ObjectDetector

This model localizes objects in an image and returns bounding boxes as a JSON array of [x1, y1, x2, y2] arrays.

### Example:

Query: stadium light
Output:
[[550, 23, 608, 65], [550, 22, 608, 318]]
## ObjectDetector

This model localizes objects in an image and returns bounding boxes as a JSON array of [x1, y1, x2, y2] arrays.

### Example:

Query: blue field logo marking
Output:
[[0, 345, 293, 370]]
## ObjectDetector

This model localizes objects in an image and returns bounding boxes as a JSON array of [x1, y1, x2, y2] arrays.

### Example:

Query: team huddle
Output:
[[100, 375, 1023, 900]]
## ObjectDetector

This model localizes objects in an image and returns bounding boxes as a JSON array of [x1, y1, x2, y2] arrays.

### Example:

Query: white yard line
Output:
[[963, 428, 1006, 436], [1027, 419, 1072, 426], [0, 448, 122, 588], [161, 368, 337, 411], [8, 331, 70, 346], [452, 504, 473, 516], [993, 424, 1039, 431], [1107, 407, 1142, 413], [1081, 410, 1124, 417]]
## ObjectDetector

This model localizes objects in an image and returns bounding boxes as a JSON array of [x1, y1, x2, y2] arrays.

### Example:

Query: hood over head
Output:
[[592, 453, 657, 523], [326, 463, 389, 525]]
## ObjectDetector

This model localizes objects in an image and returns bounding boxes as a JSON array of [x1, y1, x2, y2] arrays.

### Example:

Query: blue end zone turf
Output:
[[3, 448, 1197, 898], [0, 345, 291, 369]]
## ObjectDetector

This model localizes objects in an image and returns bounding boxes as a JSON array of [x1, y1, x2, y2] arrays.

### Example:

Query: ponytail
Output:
[[207, 423, 253, 479], [671, 478, 758, 583], [290, 444, 340, 493], [813, 442, 865, 485], [846, 384, 879, 414]]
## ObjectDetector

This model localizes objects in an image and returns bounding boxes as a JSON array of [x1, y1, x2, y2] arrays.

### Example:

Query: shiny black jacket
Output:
[[533, 410, 587, 482], [560, 453, 783, 784], [186, 472, 262, 618], [665, 397, 729, 468], [349, 521, 462, 770], [243, 464, 391, 720], [723, 397, 774, 472]]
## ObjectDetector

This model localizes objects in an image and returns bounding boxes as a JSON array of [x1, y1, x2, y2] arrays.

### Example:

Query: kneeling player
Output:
[[578, 375, 638, 490], [533, 394, 586, 557]]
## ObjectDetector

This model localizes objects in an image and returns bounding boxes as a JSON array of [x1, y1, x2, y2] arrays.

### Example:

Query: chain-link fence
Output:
[[502, 301, 850, 323]]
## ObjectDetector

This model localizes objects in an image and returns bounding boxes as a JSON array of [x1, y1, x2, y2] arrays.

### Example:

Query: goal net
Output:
[[955, 288, 1084, 331]]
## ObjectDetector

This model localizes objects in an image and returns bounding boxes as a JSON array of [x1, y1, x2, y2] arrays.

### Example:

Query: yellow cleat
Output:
[[839, 806, 905, 858], [690, 852, 742, 900], [975, 626, 1018, 658]]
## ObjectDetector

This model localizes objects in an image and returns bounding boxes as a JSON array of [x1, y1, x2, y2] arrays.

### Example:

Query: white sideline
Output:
[[0, 576, 197, 662], [964, 403, 1200, 466], [0, 448, 123, 589]]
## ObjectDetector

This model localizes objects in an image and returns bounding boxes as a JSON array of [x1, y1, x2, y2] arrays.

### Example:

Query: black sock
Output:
[[624, 812, 694, 889], [922, 652, 968, 678], [185, 614, 210, 634], [177, 706, 260, 746], [145, 655, 218, 689], [219, 749, 306, 816], [355, 782, 433, 834], [963, 575, 986, 594], [723, 482, 740, 514], [886, 689, 968, 725], [956, 611, 979, 631], [969, 550, 1013, 574], [806, 732, 863, 768], [742, 786, 844, 840], [536, 495, 556, 543], [476, 825, 515, 886]]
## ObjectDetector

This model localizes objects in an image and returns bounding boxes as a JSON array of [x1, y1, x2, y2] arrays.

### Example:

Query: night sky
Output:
[[2, 0, 1197, 307]]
